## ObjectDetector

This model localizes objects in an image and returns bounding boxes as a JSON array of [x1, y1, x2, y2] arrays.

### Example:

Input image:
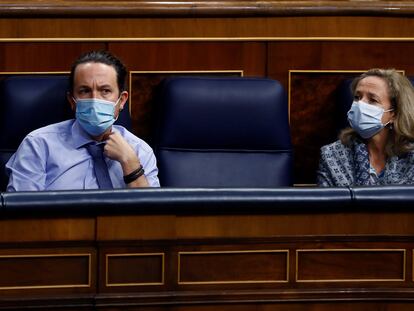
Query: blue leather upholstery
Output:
[[334, 78, 354, 134], [4, 186, 414, 215], [1, 187, 352, 215], [0, 76, 72, 148], [351, 185, 414, 209], [154, 77, 293, 187], [0, 75, 131, 191]]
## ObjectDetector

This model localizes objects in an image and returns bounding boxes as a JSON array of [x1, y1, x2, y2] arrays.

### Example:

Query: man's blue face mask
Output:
[[347, 100, 393, 139], [74, 97, 120, 136]]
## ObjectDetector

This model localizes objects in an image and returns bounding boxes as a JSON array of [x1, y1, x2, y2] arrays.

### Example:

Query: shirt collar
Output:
[[71, 119, 119, 149], [71, 119, 96, 149]]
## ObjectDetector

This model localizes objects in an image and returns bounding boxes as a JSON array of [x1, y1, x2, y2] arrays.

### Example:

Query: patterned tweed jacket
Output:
[[317, 139, 414, 187]]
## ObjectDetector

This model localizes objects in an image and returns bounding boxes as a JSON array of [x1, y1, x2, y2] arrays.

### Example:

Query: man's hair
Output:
[[340, 68, 414, 156], [69, 50, 127, 94]]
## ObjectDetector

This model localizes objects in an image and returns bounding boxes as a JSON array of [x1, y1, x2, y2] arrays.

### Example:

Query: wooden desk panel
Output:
[[1, 202, 414, 309], [0, 218, 95, 242], [97, 212, 414, 240]]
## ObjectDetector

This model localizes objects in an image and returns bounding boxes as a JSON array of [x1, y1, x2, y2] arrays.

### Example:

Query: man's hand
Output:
[[103, 132, 137, 167], [103, 132, 149, 187]]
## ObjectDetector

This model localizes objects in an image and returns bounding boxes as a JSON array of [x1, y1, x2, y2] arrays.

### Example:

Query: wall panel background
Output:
[[0, 1, 413, 184]]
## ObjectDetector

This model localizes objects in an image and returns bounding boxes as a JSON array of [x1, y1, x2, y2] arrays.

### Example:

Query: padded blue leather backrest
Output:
[[0, 75, 132, 191], [155, 77, 293, 187], [0, 76, 73, 149], [335, 78, 354, 134]]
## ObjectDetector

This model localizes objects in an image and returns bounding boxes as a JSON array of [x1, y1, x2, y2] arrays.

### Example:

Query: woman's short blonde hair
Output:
[[340, 68, 414, 156]]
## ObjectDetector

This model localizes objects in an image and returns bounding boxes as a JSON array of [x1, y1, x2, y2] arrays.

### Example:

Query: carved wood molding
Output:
[[0, 1, 413, 17]]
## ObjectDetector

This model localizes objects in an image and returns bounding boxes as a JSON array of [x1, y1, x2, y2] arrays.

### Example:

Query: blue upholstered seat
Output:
[[0, 75, 131, 191], [154, 77, 293, 187]]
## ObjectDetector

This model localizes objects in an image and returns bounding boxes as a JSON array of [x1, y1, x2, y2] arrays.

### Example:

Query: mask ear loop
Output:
[[113, 97, 122, 121], [383, 108, 394, 129]]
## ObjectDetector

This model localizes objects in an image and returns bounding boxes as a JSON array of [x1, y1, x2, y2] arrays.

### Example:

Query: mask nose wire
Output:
[[72, 97, 121, 105]]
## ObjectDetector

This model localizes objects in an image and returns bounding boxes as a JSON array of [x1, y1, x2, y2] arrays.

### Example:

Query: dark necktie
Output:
[[85, 143, 113, 189]]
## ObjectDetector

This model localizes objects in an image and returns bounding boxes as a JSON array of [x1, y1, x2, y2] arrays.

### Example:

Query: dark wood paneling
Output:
[[97, 215, 176, 240], [0, 254, 91, 288], [109, 42, 265, 75], [179, 250, 288, 284], [268, 41, 414, 89], [2, 210, 414, 308], [0, 247, 96, 298], [0, 43, 105, 72], [297, 249, 405, 282], [1, 17, 414, 38], [106, 253, 164, 286], [97, 212, 414, 240], [0, 218, 95, 242]]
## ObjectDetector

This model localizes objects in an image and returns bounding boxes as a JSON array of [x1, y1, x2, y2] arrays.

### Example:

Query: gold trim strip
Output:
[[0, 253, 92, 290], [289, 69, 406, 74], [105, 253, 165, 287], [0, 37, 414, 42], [130, 70, 243, 75], [178, 250, 289, 285], [412, 249, 414, 282], [0, 71, 69, 75], [296, 249, 406, 283]]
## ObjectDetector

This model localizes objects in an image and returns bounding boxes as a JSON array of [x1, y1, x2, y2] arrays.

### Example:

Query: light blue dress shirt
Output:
[[6, 119, 160, 191]]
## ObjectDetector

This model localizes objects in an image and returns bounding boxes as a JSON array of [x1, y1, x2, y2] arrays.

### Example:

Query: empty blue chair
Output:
[[154, 77, 293, 187]]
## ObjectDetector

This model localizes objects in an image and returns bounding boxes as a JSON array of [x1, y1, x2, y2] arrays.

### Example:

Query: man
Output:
[[6, 50, 159, 191]]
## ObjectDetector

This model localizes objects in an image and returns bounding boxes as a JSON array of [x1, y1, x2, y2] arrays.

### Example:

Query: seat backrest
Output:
[[0, 75, 132, 191], [154, 77, 293, 187], [334, 78, 354, 134]]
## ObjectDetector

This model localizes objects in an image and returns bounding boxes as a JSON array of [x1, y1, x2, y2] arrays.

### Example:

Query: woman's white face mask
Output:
[[347, 100, 393, 139]]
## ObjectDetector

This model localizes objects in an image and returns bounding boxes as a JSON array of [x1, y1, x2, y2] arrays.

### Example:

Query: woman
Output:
[[317, 68, 414, 186]]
